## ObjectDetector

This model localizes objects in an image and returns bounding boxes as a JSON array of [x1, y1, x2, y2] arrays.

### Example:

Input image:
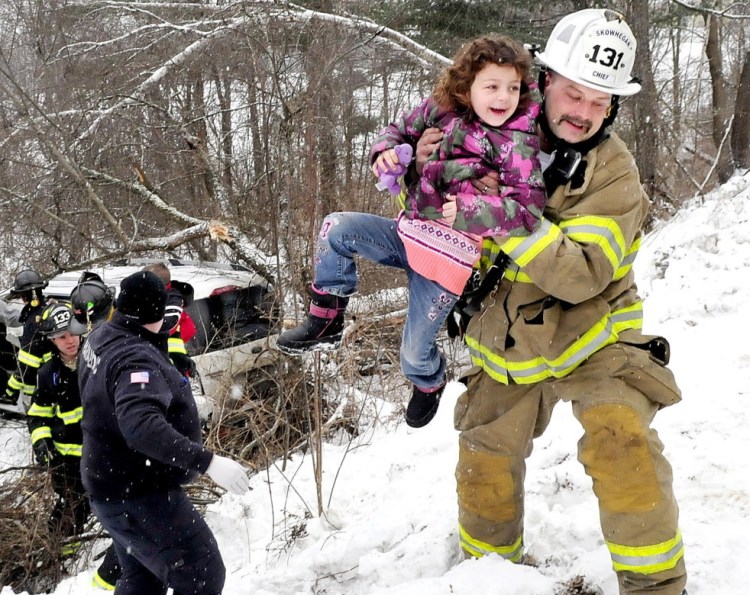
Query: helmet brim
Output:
[[537, 54, 641, 97], [68, 317, 90, 336]]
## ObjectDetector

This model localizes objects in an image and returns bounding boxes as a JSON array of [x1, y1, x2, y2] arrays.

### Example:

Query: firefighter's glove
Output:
[[206, 455, 250, 495], [186, 357, 198, 379], [33, 439, 55, 466]]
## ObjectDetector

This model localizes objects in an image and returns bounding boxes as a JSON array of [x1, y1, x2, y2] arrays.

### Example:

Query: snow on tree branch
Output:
[[81, 166, 276, 283], [670, 0, 750, 19], [72, 0, 448, 143]]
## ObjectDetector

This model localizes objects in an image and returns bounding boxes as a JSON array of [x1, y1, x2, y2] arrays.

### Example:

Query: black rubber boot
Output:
[[276, 285, 348, 354], [405, 383, 445, 428]]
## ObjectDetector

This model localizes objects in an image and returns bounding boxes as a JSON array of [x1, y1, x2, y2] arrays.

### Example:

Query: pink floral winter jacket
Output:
[[370, 91, 546, 237]]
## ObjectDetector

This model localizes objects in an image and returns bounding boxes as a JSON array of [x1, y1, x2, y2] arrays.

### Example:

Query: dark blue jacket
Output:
[[79, 311, 213, 500]]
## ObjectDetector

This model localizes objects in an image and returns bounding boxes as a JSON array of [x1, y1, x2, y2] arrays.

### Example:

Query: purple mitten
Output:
[[375, 143, 413, 195]]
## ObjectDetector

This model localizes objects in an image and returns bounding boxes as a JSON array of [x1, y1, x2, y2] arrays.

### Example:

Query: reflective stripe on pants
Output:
[[454, 342, 687, 594]]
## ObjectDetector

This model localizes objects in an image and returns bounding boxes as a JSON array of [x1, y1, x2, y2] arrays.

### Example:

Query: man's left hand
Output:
[[471, 171, 500, 195]]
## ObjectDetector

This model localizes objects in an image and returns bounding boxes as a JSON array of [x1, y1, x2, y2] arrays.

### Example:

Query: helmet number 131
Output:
[[588, 45, 625, 69]]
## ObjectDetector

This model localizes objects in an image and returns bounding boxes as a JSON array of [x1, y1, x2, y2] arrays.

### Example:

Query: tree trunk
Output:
[[731, 51, 750, 170], [705, 14, 734, 183], [627, 1, 658, 196]]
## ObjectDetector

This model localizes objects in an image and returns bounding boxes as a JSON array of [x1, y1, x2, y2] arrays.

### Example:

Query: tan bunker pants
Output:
[[455, 342, 687, 595]]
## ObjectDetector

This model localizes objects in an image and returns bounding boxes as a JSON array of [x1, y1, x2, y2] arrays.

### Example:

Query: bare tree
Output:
[[670, 0, 750, 183], [628, 0, 659, 196]]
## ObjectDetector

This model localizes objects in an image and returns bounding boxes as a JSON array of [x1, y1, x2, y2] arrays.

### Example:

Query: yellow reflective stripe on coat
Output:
[[54, 442, 82, 457], [17, 348, 43, 368], [92, 571, 116, 591], [396, 189, 407, 211], [501, 219, 561, 267], [168, 337, 188, 355], [607, 530, 684, 574], [503, 263, 533, 283], [28, 403, 54, 418], [467, 302, 643, 385], [560, 215, 626, 271], [614, 235, 641, 281], [459, 525, 523, 561], [7, 375, 23, 391], [479, 238, 503, 269], [31, 426, 52, 443], [57, 405, 83, 425]]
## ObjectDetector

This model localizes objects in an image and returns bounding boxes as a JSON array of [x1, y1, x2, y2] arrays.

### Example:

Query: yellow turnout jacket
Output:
[[466, 132, 650, 385]]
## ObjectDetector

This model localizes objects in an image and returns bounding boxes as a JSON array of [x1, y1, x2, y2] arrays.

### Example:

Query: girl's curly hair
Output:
[[432, 34, 533, 119]]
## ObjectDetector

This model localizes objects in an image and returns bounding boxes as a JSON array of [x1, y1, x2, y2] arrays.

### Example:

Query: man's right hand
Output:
[[33, 439, 55, 466], [415, 127, 443, 174], [206, 454, 250, 495]]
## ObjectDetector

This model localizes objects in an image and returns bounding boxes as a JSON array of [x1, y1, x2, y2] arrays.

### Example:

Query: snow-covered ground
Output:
[[3, 171, 750, 594]]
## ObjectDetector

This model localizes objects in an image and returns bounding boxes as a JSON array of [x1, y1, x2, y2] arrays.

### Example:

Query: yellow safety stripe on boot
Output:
[[467, 302, 643, 385], [458, 525, 524, 561], [607, 530, 684, 574], [53, 442, 82, 457], [559, 215, 627, 271], [168, 337, 188, 355], [28, 403, 55, 418], [501, 219, 561, 268], [57, 405, 83, 425], [17, 349, 43, 368], [92, 570, 116, 591], [31, 426, 53, 443]]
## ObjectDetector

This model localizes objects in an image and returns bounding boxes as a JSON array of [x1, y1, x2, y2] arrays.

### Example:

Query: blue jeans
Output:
[[314, 211, 458, 389], [91, 489, 225, 595]]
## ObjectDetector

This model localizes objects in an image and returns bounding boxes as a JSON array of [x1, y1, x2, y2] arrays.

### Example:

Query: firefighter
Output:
[[68, 273, 116, 336], [141, 262, 197, 378], [2, 269, 50, 410], [79, 271, 248, 594], [27, 301, 121, 590], [415, 9, 687, 595]]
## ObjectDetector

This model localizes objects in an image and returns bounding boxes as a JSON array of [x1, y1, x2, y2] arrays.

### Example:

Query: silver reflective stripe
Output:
[[610, 536, 684, 569], [563, 223, 624, 263], [504, 219, 555, 262]]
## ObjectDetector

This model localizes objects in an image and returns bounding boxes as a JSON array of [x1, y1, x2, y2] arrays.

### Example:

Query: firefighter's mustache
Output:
[[553, 116, 592, 132]]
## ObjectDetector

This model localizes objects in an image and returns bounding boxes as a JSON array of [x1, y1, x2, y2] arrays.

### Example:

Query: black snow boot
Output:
[[405, 383, 445, 428], [276, 285, 348, 354]]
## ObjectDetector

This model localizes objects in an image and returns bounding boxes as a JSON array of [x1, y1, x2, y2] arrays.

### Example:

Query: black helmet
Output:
[[39, 302, 74, 338], [10, 269, 47, 296], [69, 279, 115, 335]]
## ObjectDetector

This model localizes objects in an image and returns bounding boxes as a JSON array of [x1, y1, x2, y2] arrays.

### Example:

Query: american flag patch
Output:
[[130, 371, 150, 384]]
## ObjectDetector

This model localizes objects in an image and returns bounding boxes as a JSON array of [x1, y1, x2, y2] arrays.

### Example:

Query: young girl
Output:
[[277, 35, 545, 428]]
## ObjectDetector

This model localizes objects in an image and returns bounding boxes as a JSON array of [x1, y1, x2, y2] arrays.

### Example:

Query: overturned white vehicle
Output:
[[0, 259, 280, 416]]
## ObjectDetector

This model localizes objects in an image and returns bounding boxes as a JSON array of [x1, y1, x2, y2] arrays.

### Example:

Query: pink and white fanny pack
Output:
[[396, 212, 481, 295]]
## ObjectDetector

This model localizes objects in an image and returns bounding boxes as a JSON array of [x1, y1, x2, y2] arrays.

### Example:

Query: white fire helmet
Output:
[[536, 9, 641, 96]]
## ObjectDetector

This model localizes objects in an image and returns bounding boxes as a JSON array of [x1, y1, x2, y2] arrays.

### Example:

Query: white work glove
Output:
[[206, 455, 250, 495]]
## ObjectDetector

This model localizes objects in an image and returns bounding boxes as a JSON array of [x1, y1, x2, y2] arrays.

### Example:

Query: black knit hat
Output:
[[116, 271, 167, 325]]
